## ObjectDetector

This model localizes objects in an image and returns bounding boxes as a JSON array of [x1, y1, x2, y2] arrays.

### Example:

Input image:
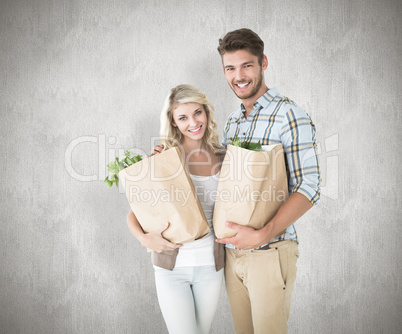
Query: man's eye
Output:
[[226, 68, 233, 71]]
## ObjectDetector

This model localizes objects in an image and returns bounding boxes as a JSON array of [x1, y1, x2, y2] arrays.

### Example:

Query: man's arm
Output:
[[216, 105, 320, 250]]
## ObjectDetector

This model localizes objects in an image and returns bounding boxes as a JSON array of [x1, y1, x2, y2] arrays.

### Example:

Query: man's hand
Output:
[[152, 144, 164, 155], [215, 193, 314, 250], [215, 221, 267, 250]]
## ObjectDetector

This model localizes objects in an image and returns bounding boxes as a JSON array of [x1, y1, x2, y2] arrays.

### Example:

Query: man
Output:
[[215, 28, 320, 334]]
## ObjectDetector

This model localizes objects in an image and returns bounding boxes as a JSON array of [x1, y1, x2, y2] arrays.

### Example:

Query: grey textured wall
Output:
[[1, 0, 401, 333]]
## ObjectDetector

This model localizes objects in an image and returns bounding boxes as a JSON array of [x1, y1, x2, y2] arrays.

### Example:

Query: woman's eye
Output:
[[195, 110, 201, 115], [179, 117, 186, 121]]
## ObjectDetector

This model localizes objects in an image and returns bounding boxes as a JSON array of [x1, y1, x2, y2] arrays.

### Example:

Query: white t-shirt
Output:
[[174, 172, 219, 267]]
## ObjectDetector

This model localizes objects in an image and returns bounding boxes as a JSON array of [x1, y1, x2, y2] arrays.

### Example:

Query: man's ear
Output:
[[221, 57, 226, 74], [262, 54, 268, 71]]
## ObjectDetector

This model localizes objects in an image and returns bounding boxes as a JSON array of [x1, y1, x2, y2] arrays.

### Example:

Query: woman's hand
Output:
[[138, 222, 183, 253], [127, 210, 182, 253]]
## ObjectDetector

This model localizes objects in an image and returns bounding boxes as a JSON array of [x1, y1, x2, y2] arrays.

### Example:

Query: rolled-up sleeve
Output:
[[280, 107, 321, 205]]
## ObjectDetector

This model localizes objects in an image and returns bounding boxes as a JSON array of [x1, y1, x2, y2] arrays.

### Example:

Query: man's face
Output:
[[222, 49, 268, 102]]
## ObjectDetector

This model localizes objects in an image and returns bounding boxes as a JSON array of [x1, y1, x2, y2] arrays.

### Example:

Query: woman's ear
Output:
[[171, 122, 177, 127]]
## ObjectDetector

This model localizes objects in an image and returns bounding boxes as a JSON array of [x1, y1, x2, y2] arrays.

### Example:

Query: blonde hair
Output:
[[160, 84, 225, 154]]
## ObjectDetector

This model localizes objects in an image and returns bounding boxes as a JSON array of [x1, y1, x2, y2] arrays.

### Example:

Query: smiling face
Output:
[[172, 102, 207, 144], [222, 49, 268, 104]]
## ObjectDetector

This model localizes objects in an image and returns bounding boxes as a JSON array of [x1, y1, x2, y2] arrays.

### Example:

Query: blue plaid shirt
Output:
[[222, 88, 321, 247]]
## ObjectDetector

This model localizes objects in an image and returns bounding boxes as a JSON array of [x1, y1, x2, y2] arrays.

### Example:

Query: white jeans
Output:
[[154, 265, 224, 334]]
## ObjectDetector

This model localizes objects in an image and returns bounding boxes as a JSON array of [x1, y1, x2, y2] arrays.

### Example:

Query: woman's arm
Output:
[[127, 210, 182, 253]]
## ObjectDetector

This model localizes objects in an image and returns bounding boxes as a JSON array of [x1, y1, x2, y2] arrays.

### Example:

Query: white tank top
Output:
[[174, 172, 219, 267]]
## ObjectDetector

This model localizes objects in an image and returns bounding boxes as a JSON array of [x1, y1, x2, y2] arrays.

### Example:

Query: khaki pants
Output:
[[225, 240, 299, 334]]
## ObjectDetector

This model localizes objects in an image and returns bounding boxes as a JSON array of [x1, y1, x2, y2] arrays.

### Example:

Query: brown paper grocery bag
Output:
[[213, 144, 288, 239], [118, 146, 210, 244]]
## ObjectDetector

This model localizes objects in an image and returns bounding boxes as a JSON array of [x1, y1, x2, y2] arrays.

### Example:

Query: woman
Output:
[[127, 84, 226, 334]]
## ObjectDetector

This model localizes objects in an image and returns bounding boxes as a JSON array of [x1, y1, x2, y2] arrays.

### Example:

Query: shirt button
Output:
[[243, 132, 246, 135]]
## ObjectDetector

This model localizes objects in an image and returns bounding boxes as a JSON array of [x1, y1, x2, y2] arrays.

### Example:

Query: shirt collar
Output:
[[257, 87, 279, 108], [239, 87, 280, 115]]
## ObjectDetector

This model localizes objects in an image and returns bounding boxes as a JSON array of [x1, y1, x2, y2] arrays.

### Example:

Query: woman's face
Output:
[[172, 102, 207, 143]]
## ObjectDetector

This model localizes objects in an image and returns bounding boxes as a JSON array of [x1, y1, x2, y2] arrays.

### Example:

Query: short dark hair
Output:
[[217, 28, 264, 65]]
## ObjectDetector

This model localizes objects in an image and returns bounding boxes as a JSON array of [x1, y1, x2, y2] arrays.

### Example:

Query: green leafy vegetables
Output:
[[104, 150, 143, 188], [230, 135, 262, 151]]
